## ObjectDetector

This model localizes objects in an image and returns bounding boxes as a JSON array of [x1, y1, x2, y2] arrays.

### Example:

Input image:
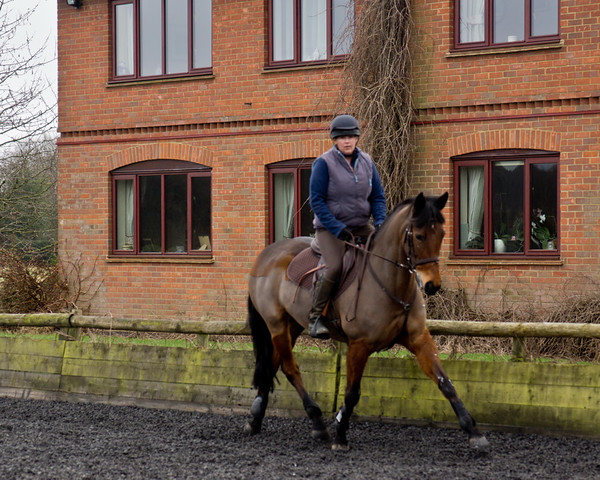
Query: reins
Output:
[[344, 223, 439, 319]]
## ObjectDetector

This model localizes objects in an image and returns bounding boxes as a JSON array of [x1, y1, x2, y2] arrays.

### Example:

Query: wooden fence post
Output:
[[511, 337, 525, 362]]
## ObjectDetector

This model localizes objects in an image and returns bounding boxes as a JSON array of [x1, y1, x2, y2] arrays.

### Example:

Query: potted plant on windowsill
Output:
[[493, 230, 509, 253], [505, 217, 524, 252], [531, 209, 557, 250], [494, 218, 524, 253]]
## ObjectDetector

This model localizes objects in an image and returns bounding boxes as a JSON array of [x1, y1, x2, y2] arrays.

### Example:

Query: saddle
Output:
[[286, 240, 360, 299]]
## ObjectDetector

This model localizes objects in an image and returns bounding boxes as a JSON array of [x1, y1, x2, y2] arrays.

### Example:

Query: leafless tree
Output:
[[0, 0, 56, 149], [340, 0, 414, 207]]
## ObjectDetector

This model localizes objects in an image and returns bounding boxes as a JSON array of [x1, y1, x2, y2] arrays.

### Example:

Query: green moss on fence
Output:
[[0, 335, 598, 437]]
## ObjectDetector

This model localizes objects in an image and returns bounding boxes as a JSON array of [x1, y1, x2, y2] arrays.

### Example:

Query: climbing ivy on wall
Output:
[[341, 0, 414, 208]]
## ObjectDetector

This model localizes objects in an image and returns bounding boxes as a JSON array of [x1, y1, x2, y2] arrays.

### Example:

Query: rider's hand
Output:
[[338, 229, 353, 242]]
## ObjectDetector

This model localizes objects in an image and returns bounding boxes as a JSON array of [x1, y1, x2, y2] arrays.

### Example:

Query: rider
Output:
[[308, 114, 387, 339]]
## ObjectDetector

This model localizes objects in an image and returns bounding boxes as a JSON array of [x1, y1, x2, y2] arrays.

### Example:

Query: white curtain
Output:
[[273, 0, 294, 61], [116, 179, 134, 250], [459, 166, 484, 248], [274, 173, 295, 241], [115, 3, 134, 76], [193, 0, 212, 68], [459, 0, 484, 43], [301, 0, 327, 61], [332, 0, 354, 56], [467, 167, 485, 241]]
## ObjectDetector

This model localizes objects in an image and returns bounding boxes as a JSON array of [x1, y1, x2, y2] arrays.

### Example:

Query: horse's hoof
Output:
[[469, 435, 490, 451], [244, 421, 260, 435], [331, 442, 349, 452], [311, 428, 330, 442]]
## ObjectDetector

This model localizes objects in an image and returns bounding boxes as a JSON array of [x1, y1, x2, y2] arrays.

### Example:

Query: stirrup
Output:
[[309, 317, 330, 340]]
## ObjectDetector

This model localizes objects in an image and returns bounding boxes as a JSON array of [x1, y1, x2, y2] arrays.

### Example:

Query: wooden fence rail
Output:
[[1, 313, 600, 339], [1, 312, 600, 436]]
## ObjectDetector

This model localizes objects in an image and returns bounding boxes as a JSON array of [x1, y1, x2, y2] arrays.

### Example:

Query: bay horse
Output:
[[245, 192, 489, 450]]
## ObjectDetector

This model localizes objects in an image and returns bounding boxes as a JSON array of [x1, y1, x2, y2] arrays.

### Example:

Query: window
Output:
[[454, 0, 560, 50], [453, 150, 559, 257], [112, 160, 212, 256], [112, 0, 212, 80], [269, 0, 354, 67], [268, 160, 314, 243]]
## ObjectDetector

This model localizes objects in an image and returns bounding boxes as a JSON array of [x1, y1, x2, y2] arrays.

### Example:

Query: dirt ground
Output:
[[0, 397, 598, 479]]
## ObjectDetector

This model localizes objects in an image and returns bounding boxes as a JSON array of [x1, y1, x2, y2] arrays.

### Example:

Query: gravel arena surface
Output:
[[0, 397, 599, 479]]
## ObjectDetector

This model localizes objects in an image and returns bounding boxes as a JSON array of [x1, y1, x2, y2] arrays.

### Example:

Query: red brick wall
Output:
[[410, 0, 600, 312], [57, 0, 345, 320], [57, 0, 599, 320]]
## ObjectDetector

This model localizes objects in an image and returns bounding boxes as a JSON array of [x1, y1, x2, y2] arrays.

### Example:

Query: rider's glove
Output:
[[338, 228, 353, 242]]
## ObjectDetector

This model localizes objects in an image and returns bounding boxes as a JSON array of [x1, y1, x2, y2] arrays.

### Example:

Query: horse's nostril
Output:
[[424, 281, 440, 296]]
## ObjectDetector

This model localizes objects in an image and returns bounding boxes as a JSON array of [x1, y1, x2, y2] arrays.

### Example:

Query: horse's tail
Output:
[[248, 296, 275, 392]]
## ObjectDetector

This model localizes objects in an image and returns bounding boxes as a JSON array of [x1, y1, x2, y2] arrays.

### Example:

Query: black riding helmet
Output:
[[330, 114, 361, 139]]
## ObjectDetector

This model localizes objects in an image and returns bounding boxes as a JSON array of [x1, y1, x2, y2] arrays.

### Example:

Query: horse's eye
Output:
[[415, 234, 424, 241]]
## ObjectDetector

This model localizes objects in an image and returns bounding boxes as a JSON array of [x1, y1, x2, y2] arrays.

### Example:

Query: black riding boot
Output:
[[308, 276, 337, 339]]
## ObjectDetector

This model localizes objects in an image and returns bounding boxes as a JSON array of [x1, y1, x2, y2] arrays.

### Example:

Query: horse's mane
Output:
[[385, 194, 446, 228]]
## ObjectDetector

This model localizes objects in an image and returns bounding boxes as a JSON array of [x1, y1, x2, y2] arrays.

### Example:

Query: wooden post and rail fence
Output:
[[0, 312, 599, 437]]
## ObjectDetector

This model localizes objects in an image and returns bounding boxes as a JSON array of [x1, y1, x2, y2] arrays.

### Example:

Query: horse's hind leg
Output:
[[272, 329, 329, 441], [403, 329, 489, 450], [246, 297, 277, 435]]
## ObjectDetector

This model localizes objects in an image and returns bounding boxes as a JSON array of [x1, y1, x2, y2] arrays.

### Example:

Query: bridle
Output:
[[345, 223, 440, 316]]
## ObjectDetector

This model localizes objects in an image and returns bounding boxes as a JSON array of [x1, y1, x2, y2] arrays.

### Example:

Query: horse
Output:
[[245, 192, 489, 451]]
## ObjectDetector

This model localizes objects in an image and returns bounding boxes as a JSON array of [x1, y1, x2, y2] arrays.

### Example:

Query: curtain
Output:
[[166, 0, 188, 74], [301, 0, 327, 61], [274, 173, 295, 241], [193, 0, 212, 68], [459, 166, 484, 248], [115, 3, 134, 76], [459, 0, 484, 43], [332, 0, 354, 56], [467, 167, 485, 242], [273, 0, 294, 61], [116, 179, 134, 250]]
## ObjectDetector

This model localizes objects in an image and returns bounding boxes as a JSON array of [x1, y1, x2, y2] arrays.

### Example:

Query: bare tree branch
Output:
[[340, 0, 414, 208], [0, 0, 57, 149]]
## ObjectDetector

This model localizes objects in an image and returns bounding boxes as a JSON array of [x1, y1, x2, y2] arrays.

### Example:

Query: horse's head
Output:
[[404, 192, 448, 296]]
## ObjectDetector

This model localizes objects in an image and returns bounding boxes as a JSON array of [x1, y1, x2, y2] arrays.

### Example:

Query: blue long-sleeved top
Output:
[[309, 146, 386, 237]]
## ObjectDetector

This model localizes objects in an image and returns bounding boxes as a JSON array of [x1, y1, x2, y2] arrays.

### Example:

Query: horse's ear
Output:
[[413, 192, 426, 215], [435, 192, 449, 211]]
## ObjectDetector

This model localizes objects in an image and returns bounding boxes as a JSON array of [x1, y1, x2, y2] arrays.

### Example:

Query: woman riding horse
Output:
[[308, 114, 387, 339]]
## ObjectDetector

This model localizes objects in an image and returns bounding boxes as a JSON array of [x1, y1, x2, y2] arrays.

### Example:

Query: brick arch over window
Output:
[[262, 139, 331, 165], [447, 129, 561, 157], [106, 143, 213, 170]]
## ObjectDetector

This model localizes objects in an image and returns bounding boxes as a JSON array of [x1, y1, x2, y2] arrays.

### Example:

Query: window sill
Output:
[[262, 60, 345, 74], [106, 255, 215, 264], [107, 74, 215, 88], [446, 39, 564, 58], [447, 257, 563, 266]]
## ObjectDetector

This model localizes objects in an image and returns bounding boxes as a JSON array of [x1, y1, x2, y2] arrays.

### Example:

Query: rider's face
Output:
[[334, 135, 359, 157]]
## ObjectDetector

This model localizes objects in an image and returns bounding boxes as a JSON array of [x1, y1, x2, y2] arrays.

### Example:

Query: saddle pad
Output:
[[287, 247, 358, 297]]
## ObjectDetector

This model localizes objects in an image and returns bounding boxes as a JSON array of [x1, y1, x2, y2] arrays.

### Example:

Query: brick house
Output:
[[57, 0, 599, 322]]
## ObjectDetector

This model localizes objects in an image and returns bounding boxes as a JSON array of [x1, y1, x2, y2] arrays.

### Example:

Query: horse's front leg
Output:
[[333, 340, 370, 451], [403, 329, 489, 450]]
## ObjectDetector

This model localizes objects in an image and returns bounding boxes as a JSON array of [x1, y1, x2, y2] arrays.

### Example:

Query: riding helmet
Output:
[[329, 114, 361, 139]]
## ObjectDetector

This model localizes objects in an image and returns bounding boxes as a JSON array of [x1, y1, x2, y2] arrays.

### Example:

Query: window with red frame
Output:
[[112, 160, 212, 256], [112, 0, 212, 81], [453, 150, 559, 257], [268, 159, 314, 243], [454, 0, 560, 50], [268, 0, 354, 67]]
